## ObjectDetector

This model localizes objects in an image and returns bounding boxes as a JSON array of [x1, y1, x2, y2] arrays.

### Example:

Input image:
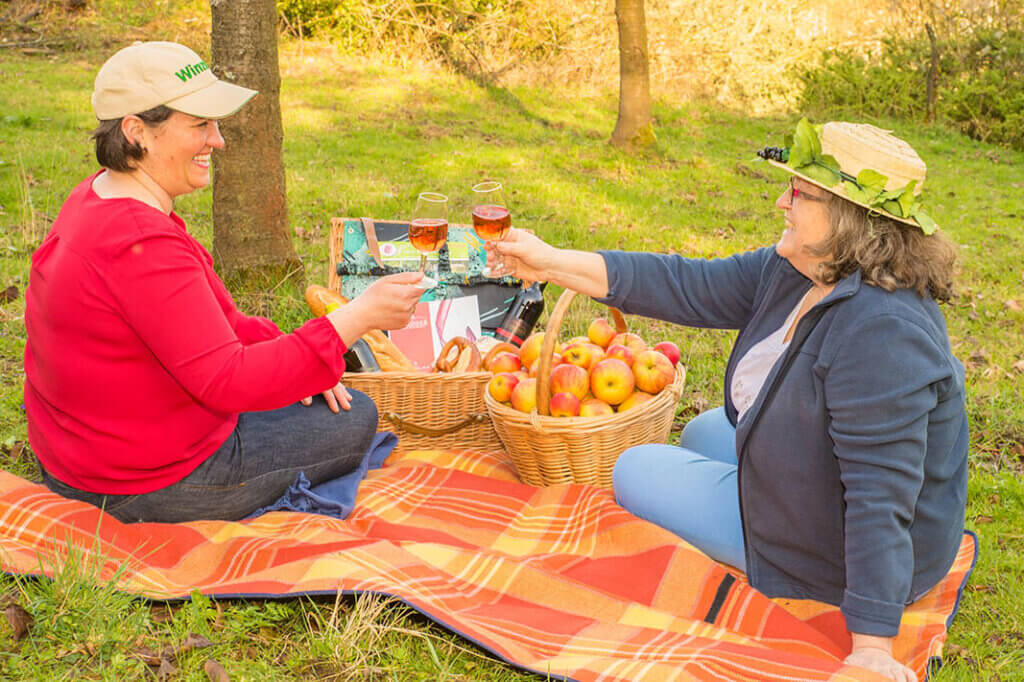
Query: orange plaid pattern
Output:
[[0, 450, 975, 682]]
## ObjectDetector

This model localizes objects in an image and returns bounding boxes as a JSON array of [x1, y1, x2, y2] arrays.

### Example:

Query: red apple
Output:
[[632, 350, 675, 394], [487, 372, 520, 403], [489, 352, 522, 375], [549, 363, 589, 400], [584, 343, 607, 366], [587, 318, 618, 348], [618, 390, 655, 412], [610, 332, 647, 355], [589, 358, 635, 406], [549, 392, 582, 417], [562, 343, 599, 371], [519, 332, 546, 371], [605, 343, 636, 367], [510, 377, 538, 413], [528, 353, 561, 378], [653, 340, 681, 367], [579, 398, 615, 417]]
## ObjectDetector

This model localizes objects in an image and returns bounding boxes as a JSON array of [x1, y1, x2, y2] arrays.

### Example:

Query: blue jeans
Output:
[[612, 407, 746, 570], [40, 392, 379, 523]]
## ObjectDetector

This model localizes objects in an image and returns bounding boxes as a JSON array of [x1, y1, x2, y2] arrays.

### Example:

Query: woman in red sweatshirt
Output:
[[23, 41, 425, 523]]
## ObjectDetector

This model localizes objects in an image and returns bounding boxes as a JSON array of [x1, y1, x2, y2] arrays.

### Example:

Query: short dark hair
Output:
[[91, 105, 174, 172]]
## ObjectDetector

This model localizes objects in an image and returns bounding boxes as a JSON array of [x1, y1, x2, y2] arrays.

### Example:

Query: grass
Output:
[[2, 12, 1024, 682]]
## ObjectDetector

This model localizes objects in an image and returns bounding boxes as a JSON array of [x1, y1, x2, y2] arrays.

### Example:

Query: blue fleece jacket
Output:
[[596, 246, 968, 636]]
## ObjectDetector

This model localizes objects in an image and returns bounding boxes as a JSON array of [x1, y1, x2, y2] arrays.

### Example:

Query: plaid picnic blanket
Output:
[[0, 449, 976, 682]]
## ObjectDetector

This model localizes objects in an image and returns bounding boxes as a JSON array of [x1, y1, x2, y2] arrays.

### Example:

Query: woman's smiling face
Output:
[[774, 176, 832, 282], [134, 111, 225, 199]]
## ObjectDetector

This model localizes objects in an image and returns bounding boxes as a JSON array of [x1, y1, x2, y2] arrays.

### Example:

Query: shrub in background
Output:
[[796, 28, 1024, 150]]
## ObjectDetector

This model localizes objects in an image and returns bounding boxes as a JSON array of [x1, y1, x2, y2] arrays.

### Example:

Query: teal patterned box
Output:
[[334, 218, 522, 333]]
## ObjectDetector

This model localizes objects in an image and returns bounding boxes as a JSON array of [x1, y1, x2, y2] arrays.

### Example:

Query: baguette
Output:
[[303, 285, 417, 372]]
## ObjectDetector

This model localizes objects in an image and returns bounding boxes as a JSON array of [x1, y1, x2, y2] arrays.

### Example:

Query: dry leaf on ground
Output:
[[205, 659, 231, 681], [0, 286, 19, 305], [5, 603, 33, 642]]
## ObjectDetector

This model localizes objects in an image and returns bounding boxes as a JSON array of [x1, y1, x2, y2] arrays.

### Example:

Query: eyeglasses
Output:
[[788, 178, 826, 204]]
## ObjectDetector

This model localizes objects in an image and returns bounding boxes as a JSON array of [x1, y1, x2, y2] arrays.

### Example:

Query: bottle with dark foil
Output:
[[343, 338, 381, 373], [494, 282, 548, 347]]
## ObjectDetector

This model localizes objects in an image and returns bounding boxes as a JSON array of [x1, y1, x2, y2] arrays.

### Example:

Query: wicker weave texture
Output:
[[343, 371, 501, 454]]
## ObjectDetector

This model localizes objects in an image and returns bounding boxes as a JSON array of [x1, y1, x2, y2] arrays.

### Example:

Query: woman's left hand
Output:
[[300, 381, 352, 413], [844, 634, 917, 681]]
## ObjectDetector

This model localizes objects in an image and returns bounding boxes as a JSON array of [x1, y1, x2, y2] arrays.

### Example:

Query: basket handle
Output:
[[384, 411, 489, 436], [535, 290, 628, 416]]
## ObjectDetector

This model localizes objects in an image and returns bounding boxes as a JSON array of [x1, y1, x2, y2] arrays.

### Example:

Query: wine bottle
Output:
[[343, 338, 382, 373], [494, 282, 548, 347]]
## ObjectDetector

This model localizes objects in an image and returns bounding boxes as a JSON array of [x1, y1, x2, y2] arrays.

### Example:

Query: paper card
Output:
[[388, 295, 482, 371]]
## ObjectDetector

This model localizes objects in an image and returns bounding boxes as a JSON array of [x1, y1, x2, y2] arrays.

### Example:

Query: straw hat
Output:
[[92, 41, 257, 121], [758, 119, 937, 233]]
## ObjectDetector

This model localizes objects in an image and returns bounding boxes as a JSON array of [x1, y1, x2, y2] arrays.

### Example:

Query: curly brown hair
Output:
[[806, 192, 958, 303]]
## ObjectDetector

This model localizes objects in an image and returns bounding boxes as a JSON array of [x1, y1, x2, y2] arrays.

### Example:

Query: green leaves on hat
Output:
[[783, 118, 937, 235]]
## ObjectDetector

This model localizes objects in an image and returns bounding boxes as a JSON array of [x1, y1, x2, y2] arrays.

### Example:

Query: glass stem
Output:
[[418, 254, 428, 274]]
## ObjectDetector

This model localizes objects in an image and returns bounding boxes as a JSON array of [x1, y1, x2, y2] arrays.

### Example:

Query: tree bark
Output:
[[610, 0, 655, 148], [209, 0, 302, 290]]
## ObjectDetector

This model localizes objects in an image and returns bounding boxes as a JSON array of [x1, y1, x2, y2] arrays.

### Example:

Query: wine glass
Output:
[[471, 181, 511, 277], [409, 192, 449, 276]]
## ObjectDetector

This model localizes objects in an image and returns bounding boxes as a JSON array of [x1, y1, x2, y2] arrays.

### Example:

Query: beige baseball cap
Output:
[[91, 41, 258, 120]]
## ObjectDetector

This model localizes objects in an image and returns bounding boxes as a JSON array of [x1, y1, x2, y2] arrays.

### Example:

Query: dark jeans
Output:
[[40, 392, 379, 523]]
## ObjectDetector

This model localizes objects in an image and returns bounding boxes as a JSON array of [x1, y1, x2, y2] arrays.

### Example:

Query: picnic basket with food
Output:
[[483, 288, 686, 489], [304, 283, 501, 454]]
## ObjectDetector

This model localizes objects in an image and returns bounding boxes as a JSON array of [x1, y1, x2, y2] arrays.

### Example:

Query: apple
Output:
[[584, 343, 607, 366], [510, 377, 538, 413], [579, 397, 614, 417], [549, 363, 589, 400], [618, 390, 655, 412], [519, 332, 547, 370], [487, 372, 520, 403], [549, 392, 582, 417], [589, 358, 635, 406], [632, 350, 675, 394], [561, 342, 598, 371], [489, 352, 522, 375], [587, 317, 618, 349], [605, 343, 636, 367], [513, 370, 530, 383], [483, 341, 519, 371], [653, 340, 681, 367], [610, 332, 647, 355], [528, 353, 560, 378], [565, 335, 590, 347]]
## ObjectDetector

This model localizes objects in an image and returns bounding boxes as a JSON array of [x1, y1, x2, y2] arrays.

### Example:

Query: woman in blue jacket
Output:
[[486, 120, 966, 682]]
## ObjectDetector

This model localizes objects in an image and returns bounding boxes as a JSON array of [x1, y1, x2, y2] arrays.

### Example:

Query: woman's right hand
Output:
[[326, 271, 425, 346], [486, 229, 557, 282]]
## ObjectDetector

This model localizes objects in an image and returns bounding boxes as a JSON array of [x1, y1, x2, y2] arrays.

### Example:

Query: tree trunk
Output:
[[209, 0, 302, 290], [610, 0, 655, 149]]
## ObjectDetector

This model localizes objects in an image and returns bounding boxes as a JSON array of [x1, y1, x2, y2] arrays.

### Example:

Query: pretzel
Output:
[[434, 336, 481, 373], [482, 342, 519, 370]]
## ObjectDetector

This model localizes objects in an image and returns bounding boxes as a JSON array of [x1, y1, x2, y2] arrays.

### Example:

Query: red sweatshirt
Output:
[[24, 173, 348, 494]]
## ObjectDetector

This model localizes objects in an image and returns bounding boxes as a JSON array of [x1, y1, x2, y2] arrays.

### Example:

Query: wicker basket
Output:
[[327, 217, 501, 454], [343, 370, 501, 454], [484, 289, 686, 489]]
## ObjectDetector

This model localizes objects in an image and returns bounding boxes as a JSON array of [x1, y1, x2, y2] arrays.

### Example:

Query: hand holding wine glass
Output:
[[410, 192, 449, 282], [471, 181, 511, 277]]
